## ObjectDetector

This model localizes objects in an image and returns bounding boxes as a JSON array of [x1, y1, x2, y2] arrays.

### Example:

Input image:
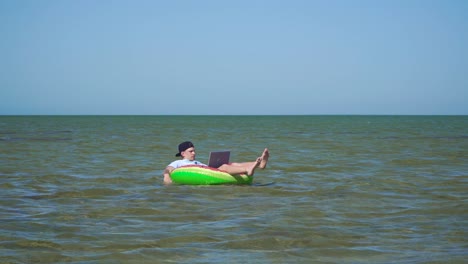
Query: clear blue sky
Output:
[[1, 0, 467, 115]]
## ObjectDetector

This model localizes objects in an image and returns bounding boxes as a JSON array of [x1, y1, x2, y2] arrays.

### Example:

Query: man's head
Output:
[[175, 141, 196, 160]]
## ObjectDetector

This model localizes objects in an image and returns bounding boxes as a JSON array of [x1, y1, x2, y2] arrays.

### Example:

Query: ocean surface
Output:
[[1, 115, 467, 264]]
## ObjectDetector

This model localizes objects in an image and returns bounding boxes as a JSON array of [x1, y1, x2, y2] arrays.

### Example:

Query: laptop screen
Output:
[[208, 151, 230, 168]]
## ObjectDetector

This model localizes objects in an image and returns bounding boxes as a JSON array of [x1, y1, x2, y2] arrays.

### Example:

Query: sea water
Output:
[[0, 115, 467, 263]]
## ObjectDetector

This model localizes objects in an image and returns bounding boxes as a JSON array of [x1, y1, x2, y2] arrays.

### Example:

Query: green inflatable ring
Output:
[[170, 165, 253, 185]]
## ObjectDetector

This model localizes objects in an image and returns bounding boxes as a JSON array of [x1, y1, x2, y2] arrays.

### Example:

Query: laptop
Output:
[[207, 151, 230, 168]]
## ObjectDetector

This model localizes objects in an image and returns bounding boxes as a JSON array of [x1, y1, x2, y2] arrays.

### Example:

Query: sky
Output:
[[1, 0, 467, 115]]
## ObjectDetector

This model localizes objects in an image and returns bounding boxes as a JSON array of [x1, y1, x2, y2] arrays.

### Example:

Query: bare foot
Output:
[[259, 148, 269, 169], [246, 157, 261, 176]]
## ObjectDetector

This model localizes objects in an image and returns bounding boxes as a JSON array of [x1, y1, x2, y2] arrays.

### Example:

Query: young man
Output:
[[163, 141, 269, 185]]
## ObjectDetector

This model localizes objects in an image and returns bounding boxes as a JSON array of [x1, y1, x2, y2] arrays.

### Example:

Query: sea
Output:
[[0, 115, 467, 264]]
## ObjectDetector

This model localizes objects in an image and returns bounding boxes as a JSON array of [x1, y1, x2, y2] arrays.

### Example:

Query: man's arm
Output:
[[163, 166, 174, 184]]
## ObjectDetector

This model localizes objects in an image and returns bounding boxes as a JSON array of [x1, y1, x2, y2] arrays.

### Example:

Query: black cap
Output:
[[175, 141, 194, 157]]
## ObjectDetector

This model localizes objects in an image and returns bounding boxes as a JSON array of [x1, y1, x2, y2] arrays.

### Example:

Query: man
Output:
[[163, 141, 269, 185]]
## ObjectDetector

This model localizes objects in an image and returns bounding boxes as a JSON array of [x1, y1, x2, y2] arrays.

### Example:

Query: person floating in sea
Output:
[[163, 141, 269, 185]]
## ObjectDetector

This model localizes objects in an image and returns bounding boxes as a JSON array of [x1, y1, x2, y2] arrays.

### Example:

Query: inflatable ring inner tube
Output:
[[170, 165, 253, 185]]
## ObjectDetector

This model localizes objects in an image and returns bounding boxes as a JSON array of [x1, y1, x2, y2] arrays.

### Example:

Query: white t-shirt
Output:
[[168, 159, 207, 169]]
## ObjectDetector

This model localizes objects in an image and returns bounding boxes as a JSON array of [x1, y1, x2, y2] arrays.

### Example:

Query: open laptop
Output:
[[207, 151, 230, 168]]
